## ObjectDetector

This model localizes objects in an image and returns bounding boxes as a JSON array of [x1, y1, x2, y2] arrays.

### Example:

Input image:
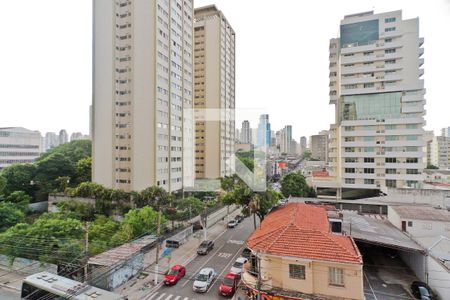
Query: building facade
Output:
[[300, 136, 307, 156], [93, 0, 194, 192], [242, 203, 363, 300], [311, 131, 329, 161], [0, 127, 42, 169], [327, 10, 426, 191], [442, 127, 450, 138], [257, 114, 271, 148], [280, 125, 292, 154], [429, 136, 450, 170], [240, 120, 251, 144], [193, 5, 235, 179]]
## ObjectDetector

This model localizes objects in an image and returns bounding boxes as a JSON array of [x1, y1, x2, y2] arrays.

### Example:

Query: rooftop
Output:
[[88, 235, 156, 267], [246, 203, 362, 264], [391, 205, 450, 222]]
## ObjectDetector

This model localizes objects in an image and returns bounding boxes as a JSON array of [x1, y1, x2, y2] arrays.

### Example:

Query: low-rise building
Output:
[[0, 127, 42, 169], [242, 203, 363, 300]]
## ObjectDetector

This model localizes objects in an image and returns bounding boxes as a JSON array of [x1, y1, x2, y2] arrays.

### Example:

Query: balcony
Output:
[[419, 68, 424, 77], [419, 37, 424, 46], [419, 58, 424, 66], [419, 47, 424, 57]]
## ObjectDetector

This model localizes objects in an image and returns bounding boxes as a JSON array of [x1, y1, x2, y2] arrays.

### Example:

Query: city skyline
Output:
[[1, 1, 449, 139]]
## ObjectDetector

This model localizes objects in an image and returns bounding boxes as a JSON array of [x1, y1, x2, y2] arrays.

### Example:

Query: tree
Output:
[[302, 150, 312, 160], [0, 176, 6, 195], [280, 172, 316, 198], [5, 191, 31, 211], [427, 164, 439, 170], [174, 197, 205, 220], [0, 203, 25, 232], [35, 153, 75, 194], [37, 140, 91, 165], [56, 200, 96, 222], [88, 215, 120, 255], [112, 206, 165, 244], [0, 164, 37, 197], [137, 186, 172, 209], [75, 157, 92, 184]]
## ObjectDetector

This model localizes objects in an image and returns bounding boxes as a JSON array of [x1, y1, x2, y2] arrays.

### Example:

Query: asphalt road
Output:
[[143, 216, 256, 300], [0, 287, 19, 300]]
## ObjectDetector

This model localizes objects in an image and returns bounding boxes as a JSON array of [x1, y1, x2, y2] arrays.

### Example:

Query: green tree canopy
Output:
[[0, 164, 37, 196], [75, 156, 92, 183], [0, 202, 25, 232], [280, 172, 316, 198], [138, 186, 172, 209], [5, 191, 31, 211], [57, 200, 96, 222], [88, 215, 120, 255]]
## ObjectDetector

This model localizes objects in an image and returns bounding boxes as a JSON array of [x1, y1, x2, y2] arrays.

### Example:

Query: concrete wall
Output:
[[27, 201, 48, 213], [386, 188, 450, 208], [399, 250, 426, 282], [0, 254, 57, 275], [427, 255, 450, 299], [48, 194, 96, 213]]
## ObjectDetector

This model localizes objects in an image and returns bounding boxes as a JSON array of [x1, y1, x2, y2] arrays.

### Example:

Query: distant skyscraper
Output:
[[280, 125, 292, 154], [44, 132, 59, 151], [0, 127, 42, 169], [58, 130, 68, 145], [327, 10, 426, 190], [92, 0, 194, 192], [194, 5, 235, 179], [300, 136, 307, 155], [241, 120, 251, 144], [70, 132, 90, 142], [429, 136, 450, 169], [310, 131, 329, 161], [257, 114, 271, 147], [442, 127, 450, 138]]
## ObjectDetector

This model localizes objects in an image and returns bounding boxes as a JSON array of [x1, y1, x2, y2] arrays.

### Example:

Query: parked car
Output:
[[193, 267, 217, 293], [163, 265, 186, 285], [165, 238, 183, 248], [197, 240, 214, 255], [227, 220, 238, 228], [241, 247, 252, 259], [219, 272, 240, 297], [230, 257, 248, 275], [234, 215, 244, 223], [411, 281, 437, 300]]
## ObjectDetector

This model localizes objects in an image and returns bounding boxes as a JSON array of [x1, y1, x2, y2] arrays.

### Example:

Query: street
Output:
[[0, 287, 19, 299], [143, 216, 256, 300]]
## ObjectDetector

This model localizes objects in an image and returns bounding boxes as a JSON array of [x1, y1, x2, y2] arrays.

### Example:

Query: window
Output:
[[364, 83, 374, 88], [406, 158, 418, 163], [385, 17, 396, 23], [364, 168, 375, 174], [289, 264, 306, 280], [407, 169, 419, 174], [385, 157, 397, 163], [364, 157, 375, 163], [363, 51, 374, 56], [364, 147, 375, 152], [345, 137, 355, 142], [406, 135, 418, 141], [386, 168, 397, 174], [385, 124, 397, 130], [421, 222, 432, 230], [406, 124, 418, 129], [408, 221, 413, 227], [329, 268, 344, 286], [363, 136, 375, 141], [345, 178, 355, 184], [386, 135, 399, 141], [385, 38, 393, 43], [386, 179, 397, 187], [345, 147, 355, 153], [345, 168, 356, 173], [385, 59, 396, 64], [385, 27, 396, 32], [344, 126, 355, 131], [364, 179, 375, 184], [345, 158, 357, 163], [344, 84, 358, 89], [385, 49, 396, 54]]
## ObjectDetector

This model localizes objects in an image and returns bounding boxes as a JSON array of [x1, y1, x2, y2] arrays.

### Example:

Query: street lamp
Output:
[[154, 196, 161, 285]]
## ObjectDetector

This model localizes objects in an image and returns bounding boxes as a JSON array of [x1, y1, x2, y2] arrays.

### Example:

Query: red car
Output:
[[164, 265, 186, 285], [219, 272, 239, 297]]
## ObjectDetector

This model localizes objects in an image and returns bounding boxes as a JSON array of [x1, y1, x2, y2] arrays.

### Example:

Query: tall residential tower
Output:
[[93, 0, 194, 192], [327, 10, 426, 193], [193, 5, 235, 179]]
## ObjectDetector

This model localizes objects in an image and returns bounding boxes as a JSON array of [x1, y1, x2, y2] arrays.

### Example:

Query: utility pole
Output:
[[154, 197, 161, 285], [203, 206, 207, 241], [84, 222, 90, 282]]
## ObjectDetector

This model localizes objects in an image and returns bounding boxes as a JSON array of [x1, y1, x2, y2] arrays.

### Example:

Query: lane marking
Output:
[[218, 252, 232, 258], [165, 295, 173, 300], [155, 293, 167, 300], [227, 240, 244, 245], [144, 292, 159, 300], [173, 296, 181, 300]]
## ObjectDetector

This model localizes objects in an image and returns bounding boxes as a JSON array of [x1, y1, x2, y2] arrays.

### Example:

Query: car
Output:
[[219, 272, 240, 297], [193, 267, 217, 293], [163, 265, 186, 285], [197, 240, 214, 255], [241, 247, 252, 259], [227, 220, 238, 228], [230, 257, 248, 275], [234, 215, 244, 223], [411, 281, 437, 300]]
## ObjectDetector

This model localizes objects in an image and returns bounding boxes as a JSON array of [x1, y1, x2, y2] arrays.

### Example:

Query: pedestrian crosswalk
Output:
[[144, 292, 193, 300]]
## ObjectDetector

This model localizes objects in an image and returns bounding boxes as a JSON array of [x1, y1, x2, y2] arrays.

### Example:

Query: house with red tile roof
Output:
[[242, 203, 363, 300]]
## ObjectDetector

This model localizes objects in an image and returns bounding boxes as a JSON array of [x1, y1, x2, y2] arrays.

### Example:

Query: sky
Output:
[[1, 0, 449, 140]]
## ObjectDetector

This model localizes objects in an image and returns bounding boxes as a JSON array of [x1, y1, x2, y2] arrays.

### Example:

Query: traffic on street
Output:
[[143, 215, 255, 300]]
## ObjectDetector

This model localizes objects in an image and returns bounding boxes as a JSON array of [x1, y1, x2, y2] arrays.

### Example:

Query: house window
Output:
[[385, 17, 396, 23], [364, 157, 375, 163], [422, 222, 432, 230], [408, 221, 413, 227], [345, 178, 355, 184], [289, 264, 306, 280], [329, 267, 344, 286]]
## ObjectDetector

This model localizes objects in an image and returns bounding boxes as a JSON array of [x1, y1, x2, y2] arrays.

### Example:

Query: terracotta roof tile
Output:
[[247, 203, 362, 264]]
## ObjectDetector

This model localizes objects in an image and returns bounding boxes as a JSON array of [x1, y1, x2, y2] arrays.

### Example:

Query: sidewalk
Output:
[[116, 207, 241, 300]]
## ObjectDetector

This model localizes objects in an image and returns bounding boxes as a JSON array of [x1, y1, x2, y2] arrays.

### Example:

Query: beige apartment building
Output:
[[242, 203, 363, 300], [92, 0, 194, 192], [310, 131, 329, 161], [193, 5, 235, 179]]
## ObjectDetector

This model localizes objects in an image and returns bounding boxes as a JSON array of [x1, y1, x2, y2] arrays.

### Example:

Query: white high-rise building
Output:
[[326, 10, 426, 193], [44, 132, 59, 151], [0, 127, 42, 169], [429, 136, 450, 170], [442, 127, 450, 138], [93, 0, 194, 192], [58, 129, 68, 145], [193, 5, 235, 179], [240, 120, 251, 144]]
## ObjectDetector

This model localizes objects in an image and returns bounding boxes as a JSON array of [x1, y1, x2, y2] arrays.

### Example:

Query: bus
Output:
[[21, 271, 127, 300]]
